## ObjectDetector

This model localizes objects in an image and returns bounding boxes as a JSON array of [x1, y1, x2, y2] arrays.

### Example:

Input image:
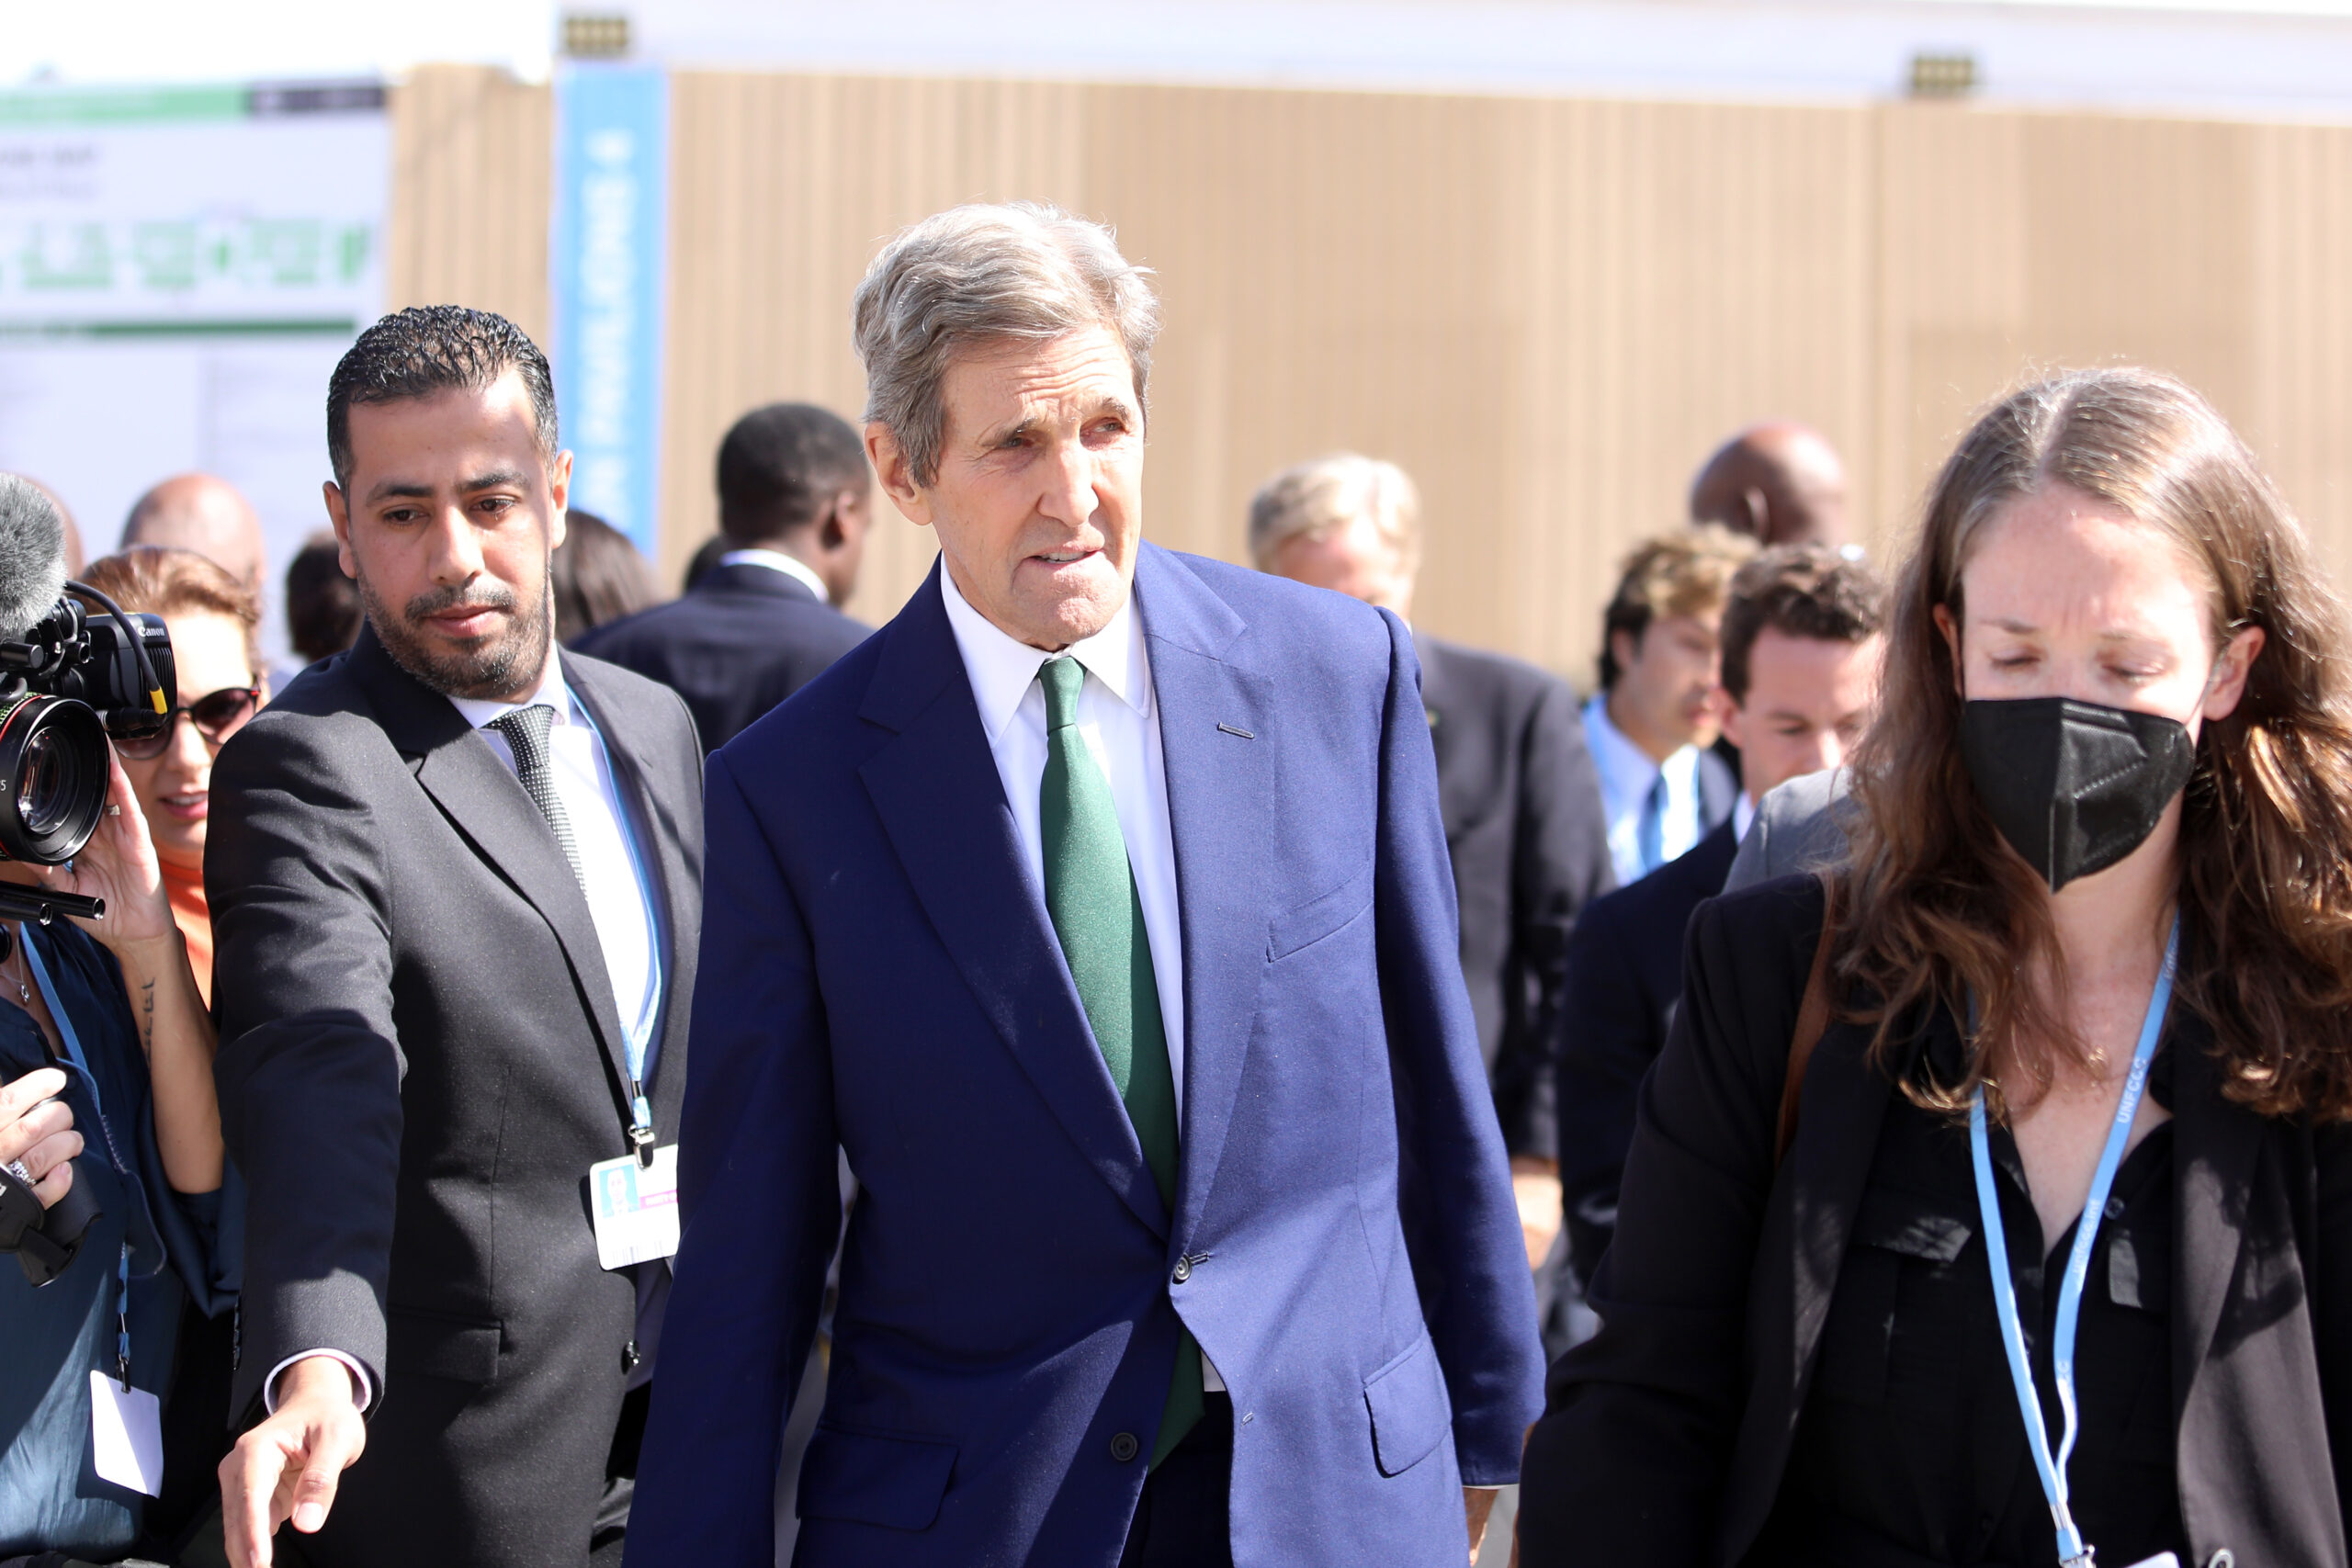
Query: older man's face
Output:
[[874, 324, 1144, 651]]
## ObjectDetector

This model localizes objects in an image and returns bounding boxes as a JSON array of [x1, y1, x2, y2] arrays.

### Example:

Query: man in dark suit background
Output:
[[576, 402, 872, 750], [209, 307, 705, 1568], [1250, 452, 1613, 1277], [628, 201, 1539, 1568], [1556, 543, 1883, 1298]]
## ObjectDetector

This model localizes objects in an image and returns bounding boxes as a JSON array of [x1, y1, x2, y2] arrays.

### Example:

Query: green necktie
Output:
[[1036, 655, 1202, 1468]]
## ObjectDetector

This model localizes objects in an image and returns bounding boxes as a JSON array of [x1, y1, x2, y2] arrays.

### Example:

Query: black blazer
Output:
[[1417, 634, 1614, 1158], [208, 628, 705, 1568], [1520, 874, 2352, 1568], [573, 560, 871, 751], [1555, 816, 1738, 1288]]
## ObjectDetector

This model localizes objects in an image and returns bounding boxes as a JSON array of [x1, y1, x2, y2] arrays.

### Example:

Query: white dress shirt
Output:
[[1582, 694, 1709, 886], [267, 649, 667, 1413], [449, 649, 666, 1080], [938, 566, 1223, 1393], [718, 547, 831, 603], [938, 563, 1187, 1111]]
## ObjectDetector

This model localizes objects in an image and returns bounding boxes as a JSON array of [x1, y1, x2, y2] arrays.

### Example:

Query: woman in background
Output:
[[1522, 368, 2352, 1567], [81, 547, 265, 1008], [550, 507, 660, 644]]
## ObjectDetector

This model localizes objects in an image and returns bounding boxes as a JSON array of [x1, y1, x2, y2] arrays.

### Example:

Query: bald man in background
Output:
[[123, 472, 267, 596], [1687, 423, 1849, 547]]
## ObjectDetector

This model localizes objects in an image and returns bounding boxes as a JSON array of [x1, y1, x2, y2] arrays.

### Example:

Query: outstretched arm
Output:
[[206, 723, 396, 1565]]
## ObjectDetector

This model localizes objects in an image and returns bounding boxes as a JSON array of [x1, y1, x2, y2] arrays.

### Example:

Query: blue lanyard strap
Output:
[[1968, 913, 2178, 1568], [18, 922, 136, 1388]]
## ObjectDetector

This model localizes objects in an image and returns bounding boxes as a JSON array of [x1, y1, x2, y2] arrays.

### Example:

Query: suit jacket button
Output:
[[1172, 1257, 1192, 1283], [1109, 1432, 1140, 1462]]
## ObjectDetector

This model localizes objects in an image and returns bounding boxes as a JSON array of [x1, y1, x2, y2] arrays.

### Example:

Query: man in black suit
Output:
[[1251, 454, 1614, 1269], [209, 307, 704, 1568], [576, 402, 872, 750], [1557, 543, 1882, 1294]]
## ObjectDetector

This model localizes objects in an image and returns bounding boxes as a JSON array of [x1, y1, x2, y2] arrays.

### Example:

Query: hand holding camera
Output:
[[0, 1064, 100, 1285]]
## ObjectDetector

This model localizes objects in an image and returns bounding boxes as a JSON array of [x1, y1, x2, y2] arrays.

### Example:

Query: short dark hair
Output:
[[327, 306, 558, 488], [1717, 543, 1885, 704], [716, 403, 869, 546], [1596, 525, 1757, 691], [284, 531, 362, 664]]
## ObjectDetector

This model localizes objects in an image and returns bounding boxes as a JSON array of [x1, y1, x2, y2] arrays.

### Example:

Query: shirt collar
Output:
[[937, 557, 1150, 742], [1582, 694, 1663, 794], [447, 646, 578, 732], [718, 547, 831, 603]]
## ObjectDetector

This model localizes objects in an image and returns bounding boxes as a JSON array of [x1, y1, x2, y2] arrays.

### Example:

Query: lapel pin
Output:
[[1216, 722, 1254, 739]]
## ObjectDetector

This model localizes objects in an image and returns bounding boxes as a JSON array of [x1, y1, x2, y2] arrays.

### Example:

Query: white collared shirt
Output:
[[448, 649, 666, 1086], [1582, 694, 1708, 885], [718, 547, 831, 603], [937, 562, 1187, 1111]]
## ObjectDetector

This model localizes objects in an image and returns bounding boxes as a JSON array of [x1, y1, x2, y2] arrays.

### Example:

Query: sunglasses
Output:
[[112, 684, 262, 762]]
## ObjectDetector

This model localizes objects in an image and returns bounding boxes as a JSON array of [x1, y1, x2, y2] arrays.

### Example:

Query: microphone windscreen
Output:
[[0, 476, 67, 645]]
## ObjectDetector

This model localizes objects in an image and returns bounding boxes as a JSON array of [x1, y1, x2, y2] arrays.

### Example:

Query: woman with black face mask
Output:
[[1520, 367, 2352, 1568]]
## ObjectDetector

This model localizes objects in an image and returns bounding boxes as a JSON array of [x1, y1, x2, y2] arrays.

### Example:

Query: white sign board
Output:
[[0, 83, 388, 671]]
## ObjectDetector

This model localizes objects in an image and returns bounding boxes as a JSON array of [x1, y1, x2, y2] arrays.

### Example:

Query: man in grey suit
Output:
[[1720, 766, 1856, 892], [210, 307, 705, 1568]]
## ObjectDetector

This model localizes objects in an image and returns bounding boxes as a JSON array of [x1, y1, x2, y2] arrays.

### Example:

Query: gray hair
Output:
[[1247, 453, 1422, 575], [851, 202, 1161, 487]]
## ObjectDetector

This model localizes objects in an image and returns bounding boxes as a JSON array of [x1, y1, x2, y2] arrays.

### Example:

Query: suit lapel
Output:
[[1136, 547, 1276, 1238], [2169, 1013, 2266, 1425], [568, 658, 698, 1146], [1785, 1015, 1892, 1394], [353, 628, 637, 1131], [857, 566, 1169, 1237]]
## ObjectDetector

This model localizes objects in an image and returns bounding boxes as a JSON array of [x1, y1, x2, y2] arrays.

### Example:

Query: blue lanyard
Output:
[[20, 921, 136, 1388], [1968, 914, 2178, 1568], [561, 691, 663, 1155]]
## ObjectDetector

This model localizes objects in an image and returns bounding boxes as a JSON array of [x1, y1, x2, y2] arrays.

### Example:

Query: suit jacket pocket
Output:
[[1363, 1332, 1451, 1478], [1268, 864, 1374, 962], [798, 1424, 958, 1531], [387, 1305, 503, 1386]]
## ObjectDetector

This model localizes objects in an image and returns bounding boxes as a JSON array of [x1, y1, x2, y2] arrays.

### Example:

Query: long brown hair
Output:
[[1838, 367, 2352, 1120]]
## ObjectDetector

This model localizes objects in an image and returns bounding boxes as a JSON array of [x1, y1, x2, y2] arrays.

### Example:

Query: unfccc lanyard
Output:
[[1968, 914, 2179, 1568], [21, 923, 136, 1389]]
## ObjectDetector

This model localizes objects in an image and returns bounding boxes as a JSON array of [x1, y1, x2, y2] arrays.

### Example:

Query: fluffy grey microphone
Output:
[[0, 475, 67, 645]]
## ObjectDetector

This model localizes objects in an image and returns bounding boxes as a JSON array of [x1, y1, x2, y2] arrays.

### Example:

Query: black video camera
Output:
[[0, 584, 175, 867]]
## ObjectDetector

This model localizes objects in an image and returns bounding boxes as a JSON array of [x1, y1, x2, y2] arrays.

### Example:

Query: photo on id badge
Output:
[[589, 1145, 681, 1271]]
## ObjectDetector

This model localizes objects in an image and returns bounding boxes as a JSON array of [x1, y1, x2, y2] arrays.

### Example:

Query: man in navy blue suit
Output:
[[576, 402, 872, 751], [1556, 543, 1883, 1297], [627, 203, 1542, 1567]]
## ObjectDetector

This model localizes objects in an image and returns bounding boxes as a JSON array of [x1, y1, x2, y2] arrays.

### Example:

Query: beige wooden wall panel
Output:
[[387, 66, 552, 342], [394, 68, 2352, 682], [661, 74, 1879, 671]]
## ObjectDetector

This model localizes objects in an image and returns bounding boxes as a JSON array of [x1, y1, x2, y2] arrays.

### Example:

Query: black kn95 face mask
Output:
[[1958, 696, 2196, 893]]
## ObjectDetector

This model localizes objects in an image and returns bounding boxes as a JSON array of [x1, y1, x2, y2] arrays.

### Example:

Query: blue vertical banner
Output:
[[549, 64, 670, 558]]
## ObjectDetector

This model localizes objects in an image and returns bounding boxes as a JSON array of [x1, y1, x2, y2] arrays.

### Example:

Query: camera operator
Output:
[[0, 476, 233, 1565]]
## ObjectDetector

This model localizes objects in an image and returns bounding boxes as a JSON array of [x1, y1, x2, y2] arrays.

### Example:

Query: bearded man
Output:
[[207, 306, 705, 1568]]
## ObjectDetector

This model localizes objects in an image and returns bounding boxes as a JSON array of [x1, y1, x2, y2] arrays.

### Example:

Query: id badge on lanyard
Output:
[[1968, 915, 2178, 1568], [21, 925, 165, 1495]]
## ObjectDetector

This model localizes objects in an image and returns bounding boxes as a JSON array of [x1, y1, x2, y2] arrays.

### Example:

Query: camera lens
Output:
[[0, 695, 107, 864]]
